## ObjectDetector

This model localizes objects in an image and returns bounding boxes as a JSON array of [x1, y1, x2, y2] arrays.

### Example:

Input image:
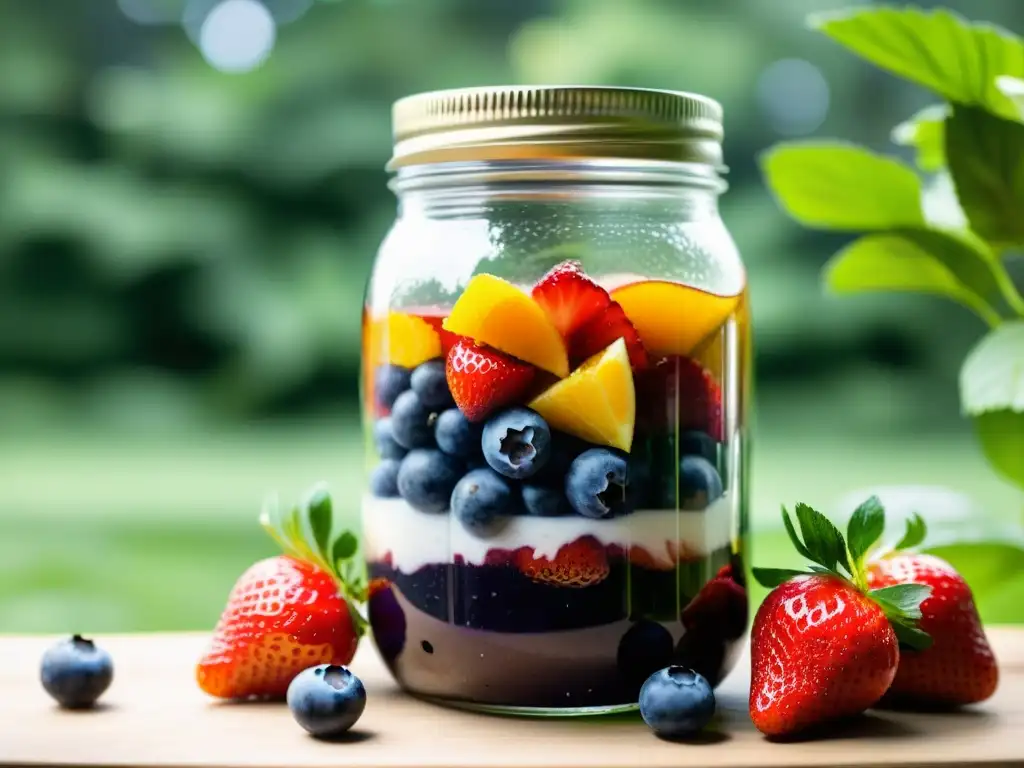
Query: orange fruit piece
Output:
[[528, 337, 635, 452], [443, 274, 569, 378], [380, 311, 442, 368], [610, 281, 740, 358]]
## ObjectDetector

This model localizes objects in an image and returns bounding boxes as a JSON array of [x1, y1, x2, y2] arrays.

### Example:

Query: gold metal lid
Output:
[[388, 85, 724, 170]]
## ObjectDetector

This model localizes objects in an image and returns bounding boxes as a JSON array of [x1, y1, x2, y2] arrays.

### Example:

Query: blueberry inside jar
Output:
[[362, 86, 750, 715]]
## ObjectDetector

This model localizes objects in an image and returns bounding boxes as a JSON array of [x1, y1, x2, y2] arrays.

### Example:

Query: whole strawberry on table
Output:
[[196, 484, 367, 700], [750, 497, 998, 739]]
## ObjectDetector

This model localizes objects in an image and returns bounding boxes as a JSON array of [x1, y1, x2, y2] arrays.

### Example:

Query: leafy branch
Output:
[[761, 4, 1024, 491]]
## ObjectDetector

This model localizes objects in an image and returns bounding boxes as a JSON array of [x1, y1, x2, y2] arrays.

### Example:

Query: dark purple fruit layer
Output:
[[368, 548, 734, 633], [366, 553, 747, 709]]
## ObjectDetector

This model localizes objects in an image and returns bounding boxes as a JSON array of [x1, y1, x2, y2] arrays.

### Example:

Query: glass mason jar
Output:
[[361, 86, 750, 715]]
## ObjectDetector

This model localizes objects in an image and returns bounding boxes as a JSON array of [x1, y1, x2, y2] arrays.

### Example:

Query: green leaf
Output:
[[961, 321, 1024, 490], [807, 565, 840, 576], [824, 231, 1003, 327], [893, 513, 928, 551], [960, 321, 1024, 415], [946, 105, 1024, 246], [889, 619, 934, 652], [282, 504, 316, 563], [332, 530, 359, 563], [892, 105, 948, 172], [342, 559, 367, 591], [305, 484, 333, 561], [340, 557, 365, 588], [761, 142, 924, 230], [846, 495, 886, 563], [996, 75, 1024, 120], [870, 581, 934, 651], [794, 502, 850, 573], [869, 584, 932, 620], [975, 410, 1024, 490], [751, 567, 808, 588], [338, 558, 368, 605], [781, 505, 814, 561], [809, 6, 1024, 121], [258, 494, 293, 556]]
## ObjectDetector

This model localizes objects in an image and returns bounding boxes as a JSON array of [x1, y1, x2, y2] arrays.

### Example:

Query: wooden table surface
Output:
[[1, 629, 1022, 768]]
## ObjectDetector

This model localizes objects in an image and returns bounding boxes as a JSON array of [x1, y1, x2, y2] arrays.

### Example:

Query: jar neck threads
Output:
[[391, 159, 726, 219]]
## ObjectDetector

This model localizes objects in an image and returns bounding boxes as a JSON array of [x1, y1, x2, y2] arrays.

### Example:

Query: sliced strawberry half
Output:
[[514, 536, 609, 588], [531, 260, 611, 340], [569, 301, 649, 371], [445, 339, 536, 422], [532, 260, 649, 372]]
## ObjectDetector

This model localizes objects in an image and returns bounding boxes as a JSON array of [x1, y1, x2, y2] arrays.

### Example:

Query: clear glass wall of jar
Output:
[[362, 87, 750, 715]]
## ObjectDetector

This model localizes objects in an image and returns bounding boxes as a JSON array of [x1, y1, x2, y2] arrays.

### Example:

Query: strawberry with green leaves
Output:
[[864, 514, 998, 708], [196, 484, 367, 700], [749, 497, 931, 738]]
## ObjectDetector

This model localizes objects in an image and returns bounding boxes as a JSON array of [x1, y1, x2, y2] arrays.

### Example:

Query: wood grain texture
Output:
[[2, 629, 1023, 768]]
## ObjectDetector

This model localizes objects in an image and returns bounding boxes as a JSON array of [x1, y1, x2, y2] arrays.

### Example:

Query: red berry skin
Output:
[[681, 565, 748, 641], [531, 260, 650, 370], [867, 553, 998, 707], [635, 356, 723, 439], [531, 260, 610, 340], [413, 312, 460, 357], [196, 556, 357, 699], [445, 339, 536, 422], [749, 574, 899, 738], [568, 301, 649, 371]]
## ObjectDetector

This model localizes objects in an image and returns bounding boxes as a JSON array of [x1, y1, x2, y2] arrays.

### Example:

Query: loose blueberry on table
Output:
[[286, 664, 367, 738], [40, 635, 114, 709], [362, 259, 743, 708], [639, 666, 716, 739]]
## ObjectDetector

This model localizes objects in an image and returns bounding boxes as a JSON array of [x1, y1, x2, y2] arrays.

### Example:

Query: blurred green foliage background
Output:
[[1, 0, 1021, 633]]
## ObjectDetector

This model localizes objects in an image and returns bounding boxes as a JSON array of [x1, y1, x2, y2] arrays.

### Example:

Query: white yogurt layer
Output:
[[361, 494, 736, 573]]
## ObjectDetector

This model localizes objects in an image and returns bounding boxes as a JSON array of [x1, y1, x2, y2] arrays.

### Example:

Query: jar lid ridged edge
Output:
[[389, 85, 724, 169]]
